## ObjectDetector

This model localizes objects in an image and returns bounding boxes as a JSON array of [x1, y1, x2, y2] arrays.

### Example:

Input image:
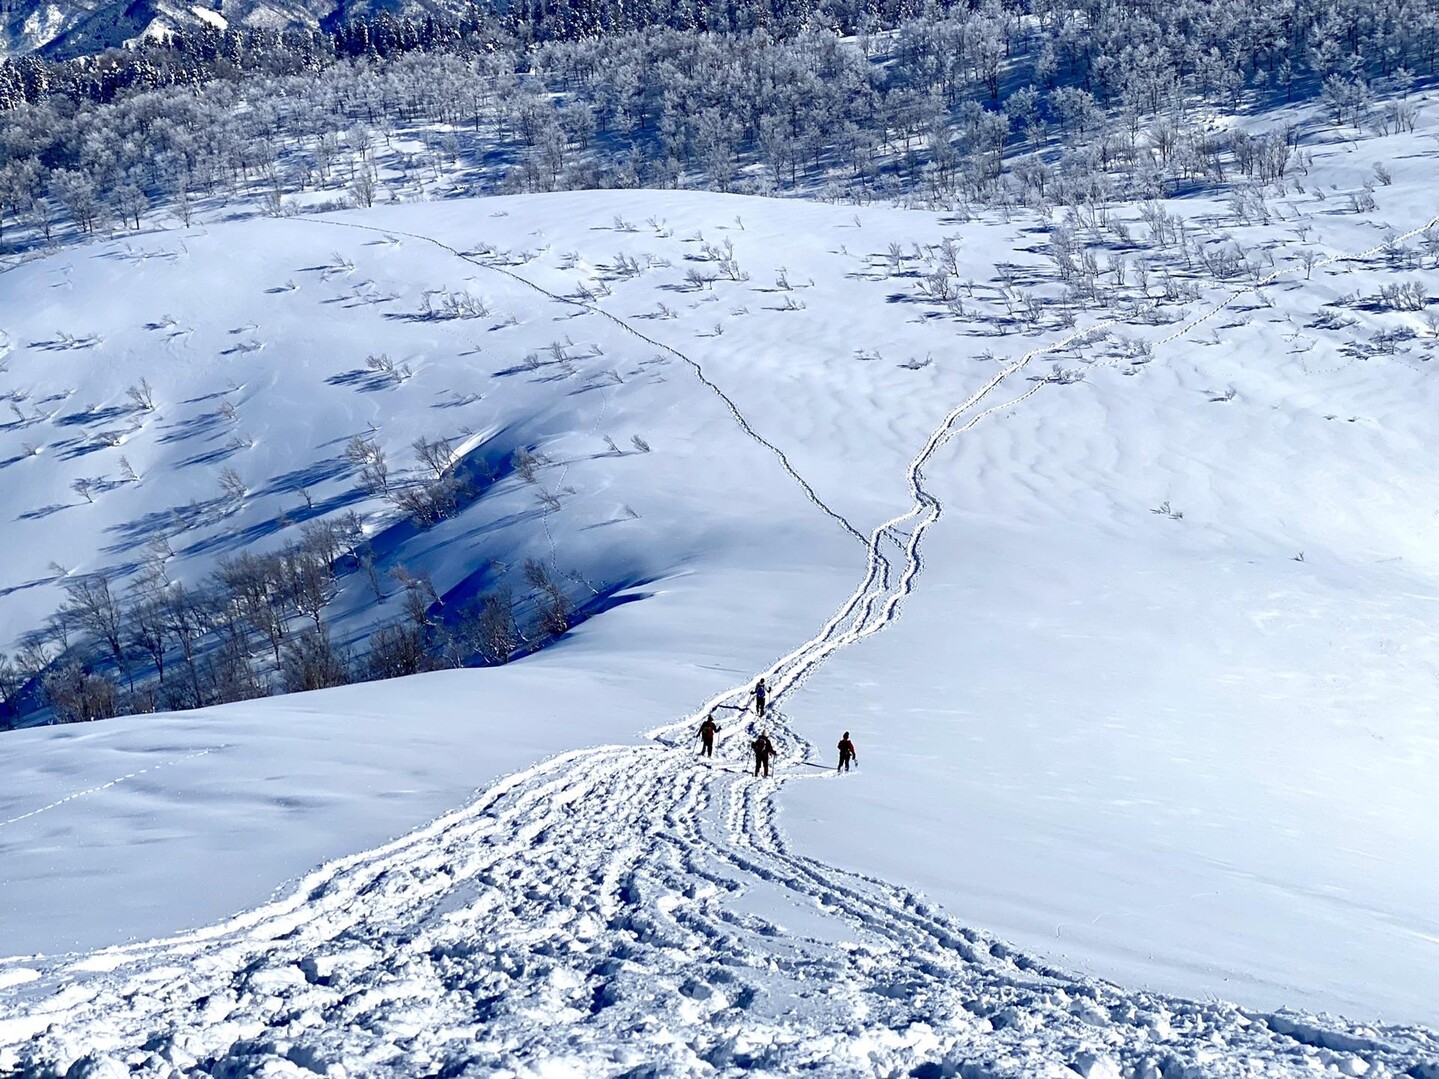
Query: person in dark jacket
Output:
[[751, 677, 767, 718], [837, 732, 857, 773], [751, 732, 775, 777], [697, 713, 720, 757]]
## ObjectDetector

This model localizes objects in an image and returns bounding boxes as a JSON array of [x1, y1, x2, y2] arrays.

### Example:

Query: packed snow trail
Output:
[[5, 722, 1438, 1076], [5, 213, 1439, 1076]]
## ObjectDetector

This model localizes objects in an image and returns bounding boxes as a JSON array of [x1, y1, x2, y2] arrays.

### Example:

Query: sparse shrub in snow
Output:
[[60, 574, 126, 679], [523, 559, 570, 638], [1377, 281, 1428, 312], [438, 290, 490, 320], [364, 353, 413, 383], [125, 379, 155, 412], [1377, 100, 1420, 135], [350, 162, 379, 209], [1311, 308, 1358, 331], [700, 238, 748, 282], [610, 252, 641, 279], [219, 467, 248, 504], [394, 474, 465, 528], [0, 654, 21, 720], [1348, 189, 1378, 215], [364, 622, 436, 679], [42, 662, 119, 723], [451, 587, 520, 665], [1421, 230, 1439, 269], [684, 266, 717, 291], [346, 434, 391, 495], [281, 629, 351, 693], [919, 267, 955, 302], [412, 436, 455, 480], [513, 447, 542, 483]]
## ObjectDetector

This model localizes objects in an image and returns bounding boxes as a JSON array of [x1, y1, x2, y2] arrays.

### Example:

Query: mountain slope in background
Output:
[[0, 0, 449, 58]]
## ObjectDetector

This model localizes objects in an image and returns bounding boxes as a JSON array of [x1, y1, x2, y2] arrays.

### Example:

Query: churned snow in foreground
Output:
[[3, 108, 1439, 1075]]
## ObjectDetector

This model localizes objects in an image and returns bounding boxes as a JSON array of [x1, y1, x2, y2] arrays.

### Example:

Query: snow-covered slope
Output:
[[3, 109, 1439, 1074], [3, 0, 442, 58]]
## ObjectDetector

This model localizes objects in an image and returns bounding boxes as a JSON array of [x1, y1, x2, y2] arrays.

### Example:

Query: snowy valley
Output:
[[1, 8, 1439, 1074]]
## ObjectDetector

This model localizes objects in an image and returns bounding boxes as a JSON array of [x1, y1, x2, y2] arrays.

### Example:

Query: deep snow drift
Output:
[[2, 102, 1439, 1075]]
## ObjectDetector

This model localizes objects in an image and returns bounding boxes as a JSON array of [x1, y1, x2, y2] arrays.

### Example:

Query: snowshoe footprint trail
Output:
[[6, 212, 1439, 1076]]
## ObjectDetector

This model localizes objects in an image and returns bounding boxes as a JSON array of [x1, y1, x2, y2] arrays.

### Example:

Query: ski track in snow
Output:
[[4, 213, 1439, 1077], [0, 745, 229, 834]]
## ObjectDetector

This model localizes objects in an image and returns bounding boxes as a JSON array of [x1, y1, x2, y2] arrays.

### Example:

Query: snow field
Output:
[[3, 106, 1439, 1073]]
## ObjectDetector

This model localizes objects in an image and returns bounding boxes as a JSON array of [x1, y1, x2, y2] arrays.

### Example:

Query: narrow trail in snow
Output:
[[4, 211, 1439, 1077]]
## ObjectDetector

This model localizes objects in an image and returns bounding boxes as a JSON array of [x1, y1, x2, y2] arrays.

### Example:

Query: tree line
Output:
[[5, 0, 1435, 111], [0, 0, 1430, 254], [0, 440, 596, 727]]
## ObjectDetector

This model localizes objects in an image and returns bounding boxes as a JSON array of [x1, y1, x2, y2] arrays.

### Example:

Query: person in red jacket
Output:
[[837, 732, 857, 773], [696, 713, 720, 757]]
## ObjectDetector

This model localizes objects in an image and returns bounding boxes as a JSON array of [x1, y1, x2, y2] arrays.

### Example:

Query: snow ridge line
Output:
[[301, 216, 869, 547]]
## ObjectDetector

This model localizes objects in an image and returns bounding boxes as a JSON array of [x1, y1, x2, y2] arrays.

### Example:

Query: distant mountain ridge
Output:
[[0, 0, 448, 59]]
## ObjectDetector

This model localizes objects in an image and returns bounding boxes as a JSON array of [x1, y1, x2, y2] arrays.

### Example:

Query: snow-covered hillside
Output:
[[2, 0, 427, 59], [2, 104, 1439, 1074]]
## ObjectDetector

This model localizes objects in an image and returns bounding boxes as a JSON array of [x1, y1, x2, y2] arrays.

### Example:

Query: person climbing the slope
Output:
[[837, 731, 857, 773], [697, 713, 720, 758], [751, 732, 775, 777], [750, 677, 768, 719]]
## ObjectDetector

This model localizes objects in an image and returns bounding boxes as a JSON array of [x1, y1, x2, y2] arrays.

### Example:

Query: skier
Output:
[[751, 732, 775, 777], [697, 713, 720, 758], [750, 677, 768, 719], [837, 731, 857, 773]]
